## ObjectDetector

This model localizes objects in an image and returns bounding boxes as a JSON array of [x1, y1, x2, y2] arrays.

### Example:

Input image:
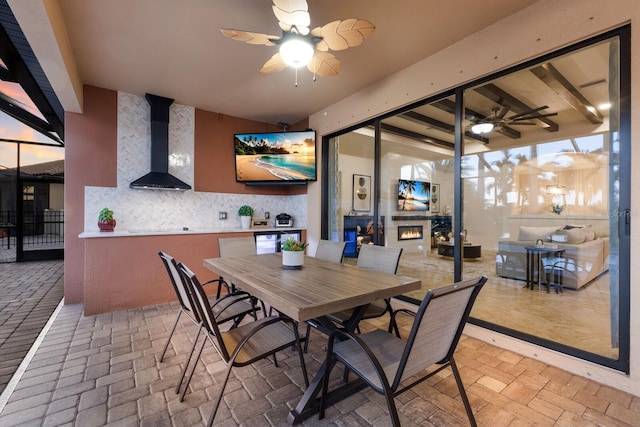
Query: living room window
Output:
[[322, 26, 629, 372]]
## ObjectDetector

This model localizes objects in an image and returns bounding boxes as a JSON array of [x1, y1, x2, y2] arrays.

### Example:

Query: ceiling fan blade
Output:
[[311, 19, 375, 52], [220, 29, 280, 46], [510, 112, 558, 121], [307, 51, 341, 77], [508, 121, 537, 125], [496, 105, 511, 120], [260, 53, 287, 75], [508, 105, 550, 120], [272, 0, 310, 35]]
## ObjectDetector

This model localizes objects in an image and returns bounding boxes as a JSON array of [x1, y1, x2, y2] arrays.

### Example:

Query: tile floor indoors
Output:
[[0, 261, 638, 426]]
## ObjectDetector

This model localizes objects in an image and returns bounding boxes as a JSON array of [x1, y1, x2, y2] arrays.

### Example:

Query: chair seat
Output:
[[221, 316, 298, 365], [210, 294, 257, 324], [333, 329, 404, 390]]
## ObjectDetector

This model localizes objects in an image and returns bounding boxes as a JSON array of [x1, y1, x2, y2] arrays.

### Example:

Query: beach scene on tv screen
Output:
[[398, 179, 430, 211], [235, 131, 316, 181]]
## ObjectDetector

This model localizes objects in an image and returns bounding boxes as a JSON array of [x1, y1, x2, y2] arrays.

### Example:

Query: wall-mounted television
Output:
[[397, 179, 430, 211], [234, 130, 317, 184]]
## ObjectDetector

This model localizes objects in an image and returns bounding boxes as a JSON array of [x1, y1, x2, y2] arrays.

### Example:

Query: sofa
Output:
[[496, 224, 609, 289]]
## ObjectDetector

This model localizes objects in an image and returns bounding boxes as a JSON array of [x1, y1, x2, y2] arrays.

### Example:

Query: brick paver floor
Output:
[[0, 260, 64, 394], [0, 292, 638, 426]]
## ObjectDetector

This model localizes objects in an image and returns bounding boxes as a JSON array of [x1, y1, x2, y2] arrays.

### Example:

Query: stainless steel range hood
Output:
[[130, 94, 192, 191]]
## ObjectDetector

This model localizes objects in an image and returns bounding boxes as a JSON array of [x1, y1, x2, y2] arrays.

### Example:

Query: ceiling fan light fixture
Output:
[[471, 122, 494, 134], [279, 35, 314, 68]]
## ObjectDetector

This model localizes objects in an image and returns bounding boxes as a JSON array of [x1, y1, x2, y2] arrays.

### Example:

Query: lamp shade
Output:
[[471, 122, 494, 134], [546, 184, 566, 195], [279, 36, 314, 68]]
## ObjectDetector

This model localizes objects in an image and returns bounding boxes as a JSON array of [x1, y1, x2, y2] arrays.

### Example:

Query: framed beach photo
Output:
[[352, 174, 371, 212]]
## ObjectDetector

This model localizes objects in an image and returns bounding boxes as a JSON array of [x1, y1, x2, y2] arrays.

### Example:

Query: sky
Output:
[[0, 78, 64, 169]]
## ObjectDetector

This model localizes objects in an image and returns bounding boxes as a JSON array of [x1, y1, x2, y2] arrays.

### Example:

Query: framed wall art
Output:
[[430, 183, 440, 212], [352, 174, 371, 211]]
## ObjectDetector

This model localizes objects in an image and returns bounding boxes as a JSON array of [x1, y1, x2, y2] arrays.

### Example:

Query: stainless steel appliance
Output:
[[275, 213, 294, 227]]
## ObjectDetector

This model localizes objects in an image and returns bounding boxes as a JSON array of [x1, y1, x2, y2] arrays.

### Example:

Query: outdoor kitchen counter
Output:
[[78, 228, 306, 315], [78, 227, 302, 238]]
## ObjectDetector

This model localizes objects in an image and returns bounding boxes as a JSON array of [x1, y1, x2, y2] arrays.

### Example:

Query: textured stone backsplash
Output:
[[84, 92, 307, 232]]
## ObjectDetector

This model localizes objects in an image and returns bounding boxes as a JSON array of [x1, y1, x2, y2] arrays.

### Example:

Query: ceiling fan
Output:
[[469, 105, 558, 134], [220, 0, 375, 80]]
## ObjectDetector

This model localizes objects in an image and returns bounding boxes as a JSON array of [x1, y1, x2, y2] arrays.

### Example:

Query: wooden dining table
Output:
[[203, 252, 421, 424]]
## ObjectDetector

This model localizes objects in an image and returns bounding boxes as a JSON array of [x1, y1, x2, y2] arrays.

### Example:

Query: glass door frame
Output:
[[320, 25, 630, 373]]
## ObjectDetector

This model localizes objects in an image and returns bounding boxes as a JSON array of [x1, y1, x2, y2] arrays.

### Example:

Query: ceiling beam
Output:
[[530, 63, 604, 125], [474, 83, 559, 132], [399, 110, 488, 143], [380, 123, 454, 149], [0, 4, 65, 143]]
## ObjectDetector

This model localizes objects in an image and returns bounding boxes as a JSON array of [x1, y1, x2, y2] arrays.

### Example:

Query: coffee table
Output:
[[437, 242, 482, 259]]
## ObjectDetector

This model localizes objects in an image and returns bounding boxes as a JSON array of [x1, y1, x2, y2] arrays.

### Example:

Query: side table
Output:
[[524, 246, 565, 292]]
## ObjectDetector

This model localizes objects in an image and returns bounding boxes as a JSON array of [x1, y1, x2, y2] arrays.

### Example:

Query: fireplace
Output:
[[398, 225, 424, 241]]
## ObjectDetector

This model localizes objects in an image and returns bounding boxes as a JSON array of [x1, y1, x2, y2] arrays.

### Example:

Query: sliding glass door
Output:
[[322, 27, 629, 371]]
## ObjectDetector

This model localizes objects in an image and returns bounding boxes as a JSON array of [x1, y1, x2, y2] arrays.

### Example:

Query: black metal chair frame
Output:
[[320, 276, 487, 427], [177, 262, 309, 426]]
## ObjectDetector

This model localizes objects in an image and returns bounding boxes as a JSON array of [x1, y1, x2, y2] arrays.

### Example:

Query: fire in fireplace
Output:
[[398, 225, 424, 241]]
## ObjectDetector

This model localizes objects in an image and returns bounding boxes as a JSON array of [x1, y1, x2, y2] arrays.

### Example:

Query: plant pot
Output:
[[98, 219, 116, 232], [240, 216, 251, 229], [282, 250, 304, 269]]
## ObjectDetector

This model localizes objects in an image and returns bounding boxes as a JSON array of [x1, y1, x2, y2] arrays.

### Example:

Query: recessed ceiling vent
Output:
[[129, 93, 192, 191]]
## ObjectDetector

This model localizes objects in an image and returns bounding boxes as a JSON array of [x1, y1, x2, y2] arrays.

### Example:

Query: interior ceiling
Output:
[[379, 39, 612, 153], [48, 0, 542, 126]]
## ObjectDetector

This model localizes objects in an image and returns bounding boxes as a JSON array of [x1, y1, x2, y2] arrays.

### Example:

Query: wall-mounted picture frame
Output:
[[352, 174, 371, 212], [431, 183, 440, 212]]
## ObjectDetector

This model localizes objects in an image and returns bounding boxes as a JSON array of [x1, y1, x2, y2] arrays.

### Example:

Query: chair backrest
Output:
[[356, 244, 402, 274], [158, 251, 200, 321], [177, 262, 230, 361], [314, 239, 346, 263], [218, 236, 256, 258], [394, 276, 487, 388]]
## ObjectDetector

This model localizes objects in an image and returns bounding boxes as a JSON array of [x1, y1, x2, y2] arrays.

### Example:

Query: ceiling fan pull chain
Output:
[[295, 68, 298, 87]]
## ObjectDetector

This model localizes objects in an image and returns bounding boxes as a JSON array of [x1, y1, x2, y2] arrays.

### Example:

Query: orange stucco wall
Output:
[[194, 109, 308, 195], [65, 85, 310, 313], [64, 86, 117, 303]]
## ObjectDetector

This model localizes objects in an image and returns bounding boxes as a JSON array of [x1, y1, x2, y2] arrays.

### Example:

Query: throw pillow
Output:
[[518, 226, 560, 242], [565, 228, 586, 244], [593, 225, 609, 238], [583, 229, 596, 241]]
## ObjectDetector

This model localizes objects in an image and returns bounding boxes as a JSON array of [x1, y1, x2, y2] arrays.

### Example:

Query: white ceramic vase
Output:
[[282, 250, 304, 268], [240, 216, 251, 229]]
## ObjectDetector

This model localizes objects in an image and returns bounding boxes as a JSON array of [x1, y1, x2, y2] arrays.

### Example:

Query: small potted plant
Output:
[[238, 205, 254, 229], [98, 207, 116, 232], [281, 236, 308, 269]]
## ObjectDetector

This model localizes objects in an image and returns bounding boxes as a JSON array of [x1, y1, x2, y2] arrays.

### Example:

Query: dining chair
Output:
[[319, 275, 487, 427], [157, 251, 258, 363], [302, 239, 347, 351], [328, 244, 403, 335], [216, 236, 257, 295], [177, 262, 309, 426], [314, 239, 346, 263]]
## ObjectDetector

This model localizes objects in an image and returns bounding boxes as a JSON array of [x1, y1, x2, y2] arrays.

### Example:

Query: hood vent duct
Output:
[[129, 93, 192, 191]]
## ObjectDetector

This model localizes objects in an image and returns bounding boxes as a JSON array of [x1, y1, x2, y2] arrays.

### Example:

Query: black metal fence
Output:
[[0, 210, 64, 249]]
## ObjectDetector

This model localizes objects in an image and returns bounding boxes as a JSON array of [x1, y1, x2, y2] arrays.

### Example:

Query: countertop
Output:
[[79, 227, 305, 238]]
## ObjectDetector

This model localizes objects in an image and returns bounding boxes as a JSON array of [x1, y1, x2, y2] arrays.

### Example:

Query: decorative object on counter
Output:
[[281, 236, 308, 269], [238, 205, 254, 229], [98, 207, 116, 232], [251, 218, 269, 228], [551, 203, 565, 215], [535, 238, 545, 248]]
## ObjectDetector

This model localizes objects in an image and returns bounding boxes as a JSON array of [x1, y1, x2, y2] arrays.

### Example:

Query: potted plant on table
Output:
[[281, 236, 308, 269], [98, 207, 116, 232], [238, 205, 254, 229]]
